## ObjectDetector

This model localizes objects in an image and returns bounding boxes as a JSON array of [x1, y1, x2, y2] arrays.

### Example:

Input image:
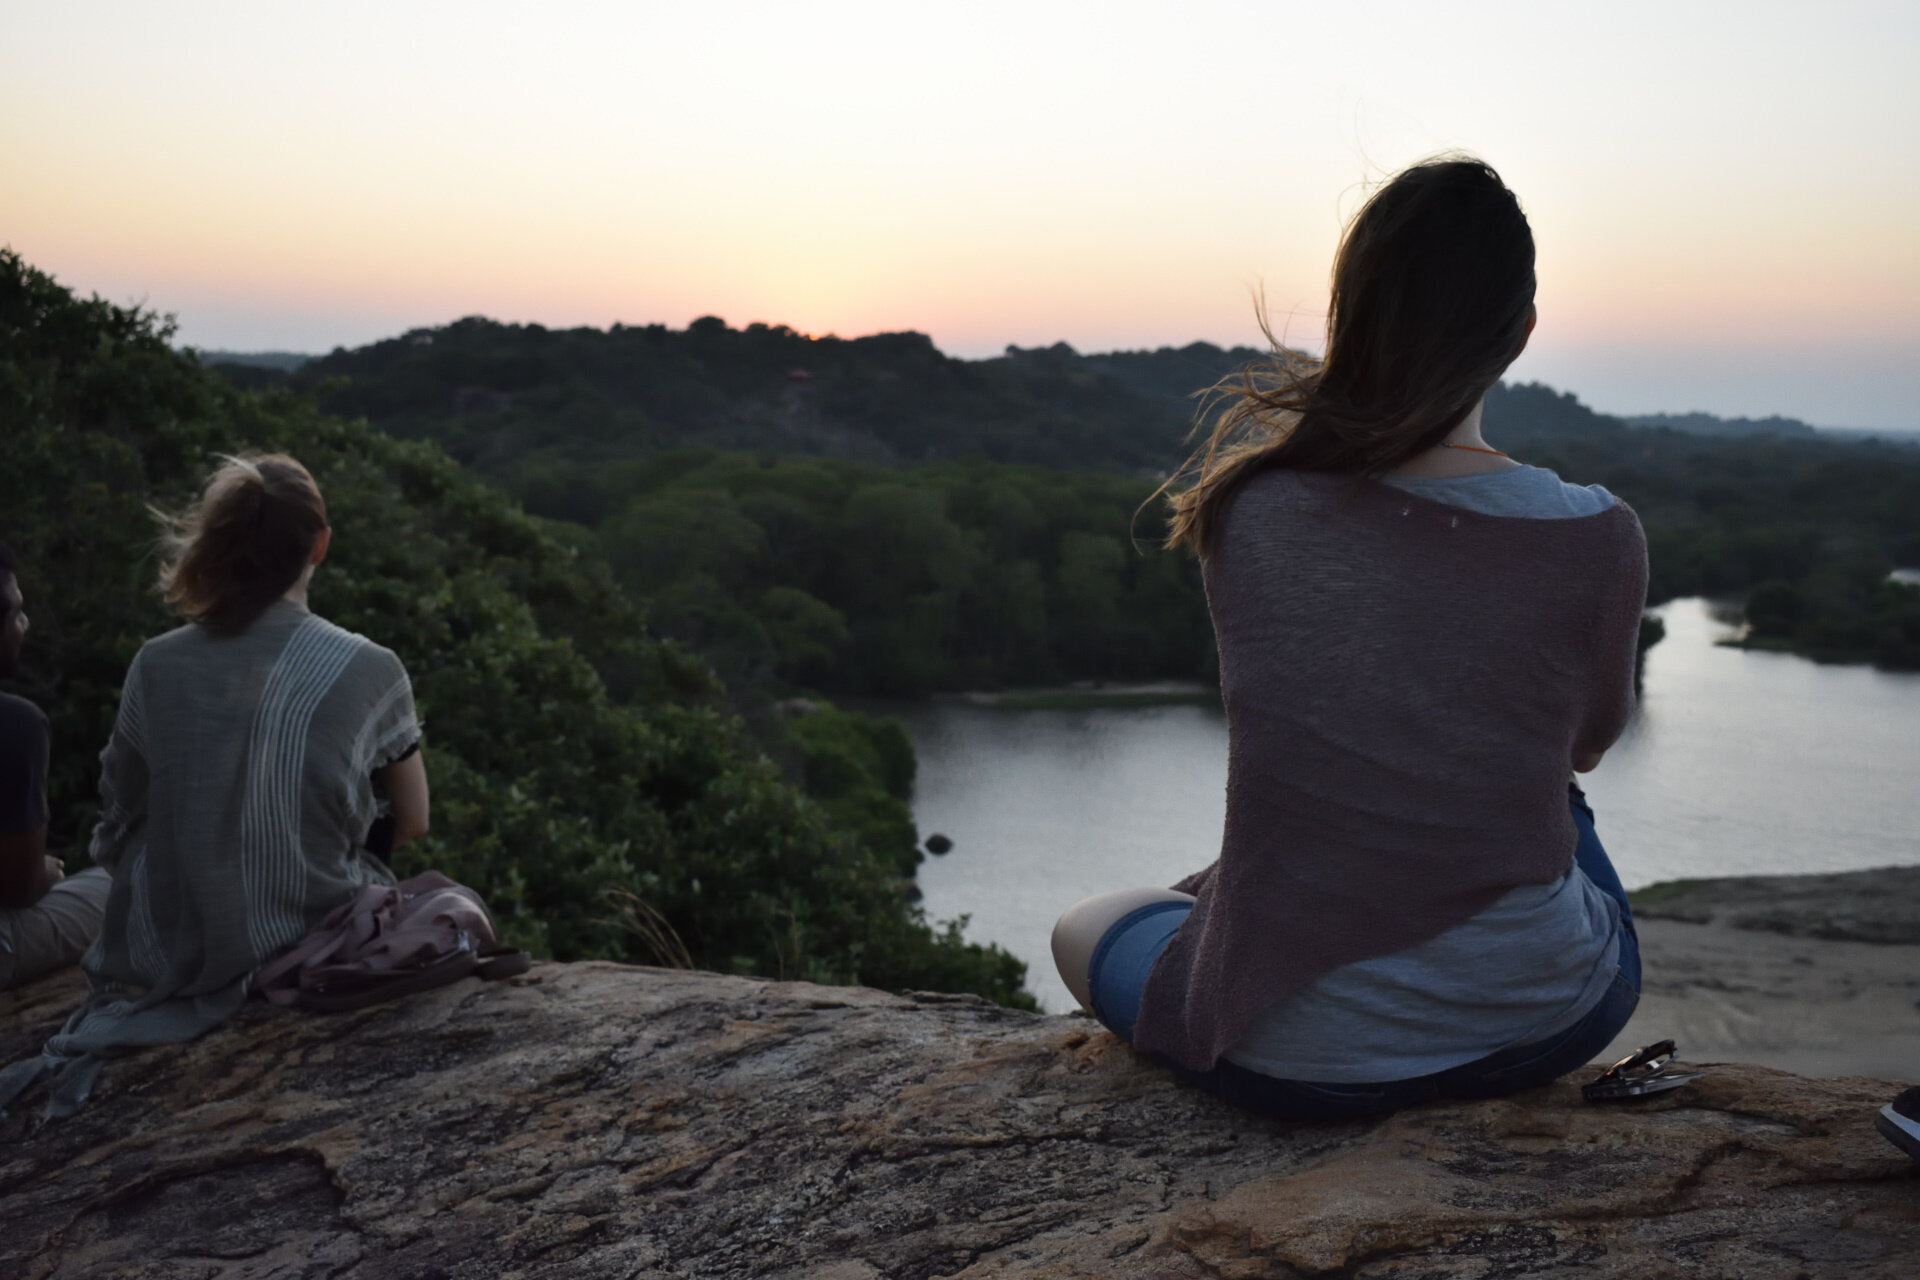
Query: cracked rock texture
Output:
[[2, 962, 1916, 1279]]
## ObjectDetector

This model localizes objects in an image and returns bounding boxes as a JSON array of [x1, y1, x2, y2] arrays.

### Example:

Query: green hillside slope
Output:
[[0, 250, 1030, 1005]]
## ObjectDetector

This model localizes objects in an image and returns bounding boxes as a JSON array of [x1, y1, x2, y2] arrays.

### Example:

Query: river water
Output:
[[899, 599, 1920, 1013]]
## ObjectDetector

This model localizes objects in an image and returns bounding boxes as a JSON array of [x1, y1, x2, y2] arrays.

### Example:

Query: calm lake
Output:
[[898, 599, 1920, 1013]]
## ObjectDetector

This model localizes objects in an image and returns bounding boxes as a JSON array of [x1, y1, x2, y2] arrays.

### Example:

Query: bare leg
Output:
[[1051, 886, 1195, 1014]]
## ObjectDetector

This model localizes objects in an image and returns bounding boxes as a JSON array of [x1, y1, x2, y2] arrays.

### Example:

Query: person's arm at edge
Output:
[[1573, 508, 1651, 774], [0, 827, 59, 909], [374, 750, 429, 849], [0, 695, 57, 907]]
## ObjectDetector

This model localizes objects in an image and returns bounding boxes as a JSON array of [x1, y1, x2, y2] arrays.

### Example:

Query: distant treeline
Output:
[[1620, 411, 1817, 439], [245, 316, 1264, 475], [212, 317, 1920, 673]]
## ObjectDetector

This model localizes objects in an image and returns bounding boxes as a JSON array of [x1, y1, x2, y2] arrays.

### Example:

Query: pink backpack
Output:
[[253, 872, 532, 1012]]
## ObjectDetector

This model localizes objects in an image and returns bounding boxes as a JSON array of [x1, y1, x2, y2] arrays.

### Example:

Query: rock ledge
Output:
[[2, 963, 1915, 1278]]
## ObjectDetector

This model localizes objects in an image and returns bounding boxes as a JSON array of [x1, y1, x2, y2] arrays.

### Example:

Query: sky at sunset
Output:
[[4, 1, 1916, 427]]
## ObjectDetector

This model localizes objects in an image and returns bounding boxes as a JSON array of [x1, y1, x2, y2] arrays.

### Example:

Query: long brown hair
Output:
[[1164, 156, 1536, 554], [157, 454, 329, 635]]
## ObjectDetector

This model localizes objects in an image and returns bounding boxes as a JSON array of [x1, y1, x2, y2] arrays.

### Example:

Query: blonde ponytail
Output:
[[157, 454, 328, 634]]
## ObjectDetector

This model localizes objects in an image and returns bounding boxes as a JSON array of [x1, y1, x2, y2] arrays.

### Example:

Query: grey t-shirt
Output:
[[1224, 465, 1623, 1082], [1379, 465, 1616, 519]]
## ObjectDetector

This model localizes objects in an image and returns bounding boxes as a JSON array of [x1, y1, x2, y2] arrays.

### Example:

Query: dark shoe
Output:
[[1875, 1087, 1920, 1162]]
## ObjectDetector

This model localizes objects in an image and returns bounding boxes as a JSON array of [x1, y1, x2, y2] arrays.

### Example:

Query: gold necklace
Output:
[[1442, 442, 1512, 459]]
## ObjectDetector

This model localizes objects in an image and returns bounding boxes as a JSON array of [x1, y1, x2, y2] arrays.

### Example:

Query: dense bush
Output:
[[0, 249, 1032, 1007], [777, 705, 921, 877]]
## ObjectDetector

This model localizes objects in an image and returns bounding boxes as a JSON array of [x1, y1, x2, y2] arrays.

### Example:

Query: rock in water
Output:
[[925, 832, 953, 854], [1, 965, 1915, 1278]]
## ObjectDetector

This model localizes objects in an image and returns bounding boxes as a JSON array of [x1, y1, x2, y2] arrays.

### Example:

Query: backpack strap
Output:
[[475, 946, 533, 981], [300, 945, 482, 1012]]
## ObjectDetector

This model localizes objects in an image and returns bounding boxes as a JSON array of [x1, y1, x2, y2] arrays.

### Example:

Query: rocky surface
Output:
[[2, 962, 1917, 1279], [1630, 865, 1920, 945], [1602, 866, 1920, 1081]]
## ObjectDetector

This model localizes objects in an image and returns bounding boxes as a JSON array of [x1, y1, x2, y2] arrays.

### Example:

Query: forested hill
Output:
[[258, 316, 1266, 482], [211, 317, 1920, 673], [212, 315, 1867, 482], [1622, 411, 1819, 439]]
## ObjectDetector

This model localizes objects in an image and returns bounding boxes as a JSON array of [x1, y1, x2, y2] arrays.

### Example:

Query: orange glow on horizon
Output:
[[3, 1, 1914, 422]]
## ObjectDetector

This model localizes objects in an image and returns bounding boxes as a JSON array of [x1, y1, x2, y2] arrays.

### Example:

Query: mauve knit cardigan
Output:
[[1132, 467, 1649, 1073]]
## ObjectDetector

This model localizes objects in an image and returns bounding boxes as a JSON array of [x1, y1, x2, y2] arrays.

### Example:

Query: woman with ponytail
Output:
[[0, 455, 428, 1116], [1052, 157, 1648, 1118]]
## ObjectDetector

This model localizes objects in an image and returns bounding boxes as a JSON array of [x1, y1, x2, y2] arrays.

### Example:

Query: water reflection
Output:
[[903, 701, 1228, 1014], [1583, 599, 1920, 886], [901, 599, 1920, 1012]]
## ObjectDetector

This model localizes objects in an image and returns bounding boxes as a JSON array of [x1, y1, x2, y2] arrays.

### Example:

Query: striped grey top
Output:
[[0, 600, 418, 1116]]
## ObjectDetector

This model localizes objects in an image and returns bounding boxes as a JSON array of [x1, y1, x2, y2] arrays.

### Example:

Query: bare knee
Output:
[[1051, 886, 1194, 1015]]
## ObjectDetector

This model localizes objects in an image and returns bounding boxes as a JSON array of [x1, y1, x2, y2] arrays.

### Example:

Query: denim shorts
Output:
[[1087, 786, 1640, 1121], [1087, 899, 1192, 1043]]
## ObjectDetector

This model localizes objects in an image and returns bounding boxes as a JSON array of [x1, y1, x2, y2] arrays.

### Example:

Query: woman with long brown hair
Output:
[[0, 455, 428, 1116], [1052, 157, 1647, 1118]]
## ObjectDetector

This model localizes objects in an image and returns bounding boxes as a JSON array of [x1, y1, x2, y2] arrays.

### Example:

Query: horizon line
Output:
[[177, 333, 1918, 437]]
